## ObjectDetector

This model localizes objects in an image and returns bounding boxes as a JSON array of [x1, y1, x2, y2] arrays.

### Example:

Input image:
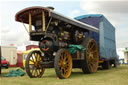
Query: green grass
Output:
[[0, 65, 128, 85]]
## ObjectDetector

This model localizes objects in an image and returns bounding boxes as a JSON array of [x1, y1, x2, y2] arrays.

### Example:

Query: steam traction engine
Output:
[[15, 6, 99, 79]]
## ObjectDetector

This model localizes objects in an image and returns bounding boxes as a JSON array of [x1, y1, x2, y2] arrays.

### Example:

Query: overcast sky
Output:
[[0, 0, 128, 48]]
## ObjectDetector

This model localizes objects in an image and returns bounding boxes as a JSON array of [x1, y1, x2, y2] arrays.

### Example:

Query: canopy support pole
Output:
[[22, 21, 29, 35], [29, 13, 32, 32], [42, 11, 46, 32], [45, 17, 52, 33]]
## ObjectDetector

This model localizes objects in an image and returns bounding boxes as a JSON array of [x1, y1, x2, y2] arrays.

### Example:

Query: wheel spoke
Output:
[[63, 68, 66, 75], [90, 43, 95, 51], [31, 69, 33, 74], [29, 59, 34, 62], [37, 54, 41, 61], [37, 69, 40, 76], [88, 63, 93, 71], [60, 54, 63, 61], [91, 50, 98, 54], [34, 53, 38, 62], [62, 53, 65, 60], [32, 54, 35, 62], [35, 70, 37, 77], [59, 67, 62, 73]]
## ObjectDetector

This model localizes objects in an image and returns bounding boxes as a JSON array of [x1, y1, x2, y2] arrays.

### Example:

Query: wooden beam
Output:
[[42, 11, 46, 32], [29, 13, 32, 32]]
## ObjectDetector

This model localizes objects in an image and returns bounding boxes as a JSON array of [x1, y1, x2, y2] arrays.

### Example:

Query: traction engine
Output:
[[15, 6, 99, 79]]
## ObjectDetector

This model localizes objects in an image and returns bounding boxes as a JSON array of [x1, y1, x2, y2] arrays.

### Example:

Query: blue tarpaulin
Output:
[[75, 14, 103, 20], [75, 14, 117, 60], [4, 69, 25, 77]]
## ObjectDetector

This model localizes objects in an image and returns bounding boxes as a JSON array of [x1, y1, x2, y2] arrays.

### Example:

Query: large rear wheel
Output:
[[82, 38, 99, 73], [25, 51, 45, 78], [54, 49, 72, 79]]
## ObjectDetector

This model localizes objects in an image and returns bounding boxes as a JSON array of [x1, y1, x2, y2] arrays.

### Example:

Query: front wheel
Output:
[[25, 51, 45, 78], [54, 49, 72, 79]]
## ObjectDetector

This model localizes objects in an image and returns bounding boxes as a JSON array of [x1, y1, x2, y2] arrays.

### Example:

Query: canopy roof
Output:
[[15, 6, 99, 33], [15, 6, 50, 24]]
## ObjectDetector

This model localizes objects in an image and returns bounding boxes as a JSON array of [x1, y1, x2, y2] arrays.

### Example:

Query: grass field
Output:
[[0, 65, 128, 85]]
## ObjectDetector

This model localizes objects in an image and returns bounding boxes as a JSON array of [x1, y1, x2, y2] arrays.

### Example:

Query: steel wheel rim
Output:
[[58, 50, 72, 78], [28, 51, 44, 77], [86, 39, 99, 72]]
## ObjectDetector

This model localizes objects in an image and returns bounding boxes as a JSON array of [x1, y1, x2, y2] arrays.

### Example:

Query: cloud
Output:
[[81, 0, 128, 13], [80, 0, 128, 24], [68, 10, 81, 18], [0, 18, 1, 45], [80, 0, 128, 48], [0, 0, 81, 1], [1, 25, 30, 46]]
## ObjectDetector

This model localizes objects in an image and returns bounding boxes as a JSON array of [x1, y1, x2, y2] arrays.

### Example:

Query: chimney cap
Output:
[[47, 6, 54, 10]]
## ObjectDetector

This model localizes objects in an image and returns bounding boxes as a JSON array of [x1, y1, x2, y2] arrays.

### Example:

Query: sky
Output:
[[0, 0, 128, 48]]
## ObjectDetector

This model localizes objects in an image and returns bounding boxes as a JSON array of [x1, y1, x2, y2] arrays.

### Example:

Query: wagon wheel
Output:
[[82, 38, 99, 73], [25, 51, 45, 78], [102, 60, 110, 69], [113, 59, 117, 67], [54, 49, 72, 79]]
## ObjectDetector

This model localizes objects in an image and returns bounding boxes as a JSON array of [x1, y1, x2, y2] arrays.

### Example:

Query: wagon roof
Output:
[[15, 6, 99, 33], [74, 14, 104, 20], [75, 14, 115, 30]]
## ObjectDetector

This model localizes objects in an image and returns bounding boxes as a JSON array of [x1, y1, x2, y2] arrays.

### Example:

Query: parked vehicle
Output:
[[1, 46, 17, 66], [1, 56, 9, 69]]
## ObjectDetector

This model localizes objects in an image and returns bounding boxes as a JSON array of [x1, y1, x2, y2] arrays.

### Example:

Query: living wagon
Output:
[[15, 6, 117, 79], [75, 14, 118, 69]]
